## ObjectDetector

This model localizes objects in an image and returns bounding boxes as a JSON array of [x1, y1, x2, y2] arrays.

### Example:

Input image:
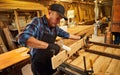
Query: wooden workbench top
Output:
[[0, 47, 30, 70], [56, 25, 94, 41], [67, 25, 93, 34], [64, 36, 120, 75]]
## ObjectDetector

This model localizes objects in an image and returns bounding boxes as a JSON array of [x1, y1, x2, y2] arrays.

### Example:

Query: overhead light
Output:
[[94, 0, 96, 3], [99, 1, 102, 3]]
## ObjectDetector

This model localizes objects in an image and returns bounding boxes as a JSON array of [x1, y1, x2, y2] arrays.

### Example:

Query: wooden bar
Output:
[[37, 11, 40, 17], [0, 35, 7, 53], [3, 28, 16, 50], [0, 0, 45, 11], [14, 10, 21, 34], [0, 47, 30, 70]]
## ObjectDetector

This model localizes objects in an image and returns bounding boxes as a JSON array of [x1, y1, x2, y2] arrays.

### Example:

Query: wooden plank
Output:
[[71, 45, 106, 70], [67, 26, 93, 35], [3, 27, 16, 50], [93, 47, 115, 75], [0, 47, 29, 70], [104, 49, 120, 75], [51, 38, 85, 69], [14, 10, 21, 34], [56, 25, 94, 41], [37, 11, 40, 17], [0, 0, 45, 11], [114, 60, 120, 75], [104, 59, 120, 75], [52, 26, 94, 69], [0, 35, 8, 53]]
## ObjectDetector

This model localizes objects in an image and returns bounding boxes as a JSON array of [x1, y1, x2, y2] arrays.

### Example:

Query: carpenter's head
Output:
[[47, 4, 67, 27]]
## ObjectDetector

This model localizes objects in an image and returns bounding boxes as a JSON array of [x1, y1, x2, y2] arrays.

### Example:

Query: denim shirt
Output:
[[18, 15, 69, 56]]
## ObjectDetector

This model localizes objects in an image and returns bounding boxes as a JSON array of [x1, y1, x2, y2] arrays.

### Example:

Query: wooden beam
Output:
[[51, 38, 84, 69], [104, 49, 120, 75], [3, 28, 16, 50], [0, 0, 45, 11], [93, 47, 115, 75], [37, 11, 40, 17], [14, 10, 21, 34], [0, 35, 8, 53], [0, 47, 29, 70]]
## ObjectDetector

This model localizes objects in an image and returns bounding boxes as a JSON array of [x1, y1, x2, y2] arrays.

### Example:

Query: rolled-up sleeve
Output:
[[18, 17, 39, 46], [57, 27, 70, 39]]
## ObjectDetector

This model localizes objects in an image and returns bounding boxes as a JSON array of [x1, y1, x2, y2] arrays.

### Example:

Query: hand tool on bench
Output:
[[83, 56, 94, 75]]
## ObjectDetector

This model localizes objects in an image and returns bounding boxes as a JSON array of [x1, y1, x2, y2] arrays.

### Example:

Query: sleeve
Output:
[[57, 27, 70, 39], [18, 17, 39, 46]]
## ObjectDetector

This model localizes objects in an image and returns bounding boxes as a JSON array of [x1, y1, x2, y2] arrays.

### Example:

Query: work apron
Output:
[[31, 27, 57, 75]]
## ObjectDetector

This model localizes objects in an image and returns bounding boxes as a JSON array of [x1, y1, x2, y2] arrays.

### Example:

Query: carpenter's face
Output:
[[49, 11, 62, 27]]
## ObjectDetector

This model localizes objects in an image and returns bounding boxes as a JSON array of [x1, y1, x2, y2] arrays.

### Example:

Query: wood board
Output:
[[0, 47, 29, 70], [0, 35, 8, 53], [52, 26, 94, 69], [3, 27, 16, 50]]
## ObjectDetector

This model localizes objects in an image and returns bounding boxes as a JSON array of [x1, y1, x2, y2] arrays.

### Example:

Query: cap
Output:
[[49, 4, 68, 20]]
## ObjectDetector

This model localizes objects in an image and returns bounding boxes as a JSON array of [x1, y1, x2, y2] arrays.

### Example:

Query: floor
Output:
[[22, 64, 33, 75]]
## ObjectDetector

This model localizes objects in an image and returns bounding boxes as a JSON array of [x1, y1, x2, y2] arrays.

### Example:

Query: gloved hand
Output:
[[80, 33, 86, 39], [47, 43, 60, 55]]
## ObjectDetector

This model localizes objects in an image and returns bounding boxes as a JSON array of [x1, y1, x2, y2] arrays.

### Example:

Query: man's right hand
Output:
[[47, 43, 60, 55], [80, 33, 86, 39]]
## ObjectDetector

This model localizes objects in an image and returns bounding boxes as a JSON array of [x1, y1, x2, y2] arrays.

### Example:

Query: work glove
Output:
[[80, 33, 86, 39], [47, 43, 60, 55]]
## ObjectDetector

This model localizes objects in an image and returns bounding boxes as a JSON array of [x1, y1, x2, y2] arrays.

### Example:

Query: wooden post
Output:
[[37, 11, 40, 17], [14, 10, 21, 34], [3, 28, 16, 50]]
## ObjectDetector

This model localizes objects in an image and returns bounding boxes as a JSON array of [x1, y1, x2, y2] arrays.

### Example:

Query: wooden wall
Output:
[[62, 2, 95, 22], [47, 1, 95, 23], [0, 0, 112, 27]]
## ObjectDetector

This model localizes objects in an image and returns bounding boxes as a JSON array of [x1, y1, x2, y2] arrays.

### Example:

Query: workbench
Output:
[[55, 31, 120, 75], [0, 47, 30, 75]]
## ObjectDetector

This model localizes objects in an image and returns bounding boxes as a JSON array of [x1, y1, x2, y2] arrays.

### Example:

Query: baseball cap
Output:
[[49, 4, 68, 20]]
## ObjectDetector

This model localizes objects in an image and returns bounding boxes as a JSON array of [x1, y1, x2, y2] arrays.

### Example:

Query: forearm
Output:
[[69, 34, 80, 40], [26, 37, 48, 49]]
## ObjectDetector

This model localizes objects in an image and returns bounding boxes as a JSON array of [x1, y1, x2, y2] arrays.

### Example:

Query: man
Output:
[[18, 4, 85, 75]]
